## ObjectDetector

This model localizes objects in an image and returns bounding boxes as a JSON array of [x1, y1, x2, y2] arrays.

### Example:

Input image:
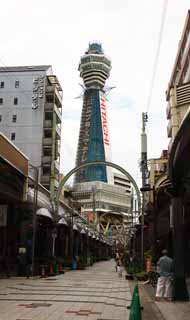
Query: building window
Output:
[[0, 82, 4, 88], [0, 115, 2, 122], [15, 81, 19, 88], [11, 132, 16, 141], [45, 112, 53, 120], [46, 95, 54, 103], [14, 98, 18, 105], [12, 115, 17, 123], [0, 98, 3, 105], [44, 149, 52, 156]]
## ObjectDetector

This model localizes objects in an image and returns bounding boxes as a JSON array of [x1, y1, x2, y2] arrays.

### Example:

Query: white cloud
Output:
[[0, 0, 189, 186]]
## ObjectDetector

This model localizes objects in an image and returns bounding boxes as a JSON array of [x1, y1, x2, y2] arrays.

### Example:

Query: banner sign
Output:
[[100, 96, 110, 146]]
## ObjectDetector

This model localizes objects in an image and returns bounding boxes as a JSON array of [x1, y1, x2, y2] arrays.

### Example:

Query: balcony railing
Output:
[[42, 156, 51, 164], [56, 125, 61, 139], [46, 85, 63, 106], [44, 103, 62, 122], [43, 138, 52, 146], [54, 104, 62, 122], [44, 120, 52, 128]]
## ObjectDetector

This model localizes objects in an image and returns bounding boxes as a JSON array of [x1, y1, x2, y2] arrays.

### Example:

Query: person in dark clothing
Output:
[[17, 247, 27, 276]]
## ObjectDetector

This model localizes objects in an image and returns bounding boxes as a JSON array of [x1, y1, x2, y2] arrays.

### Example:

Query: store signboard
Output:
[[0, 205, 7, 226]]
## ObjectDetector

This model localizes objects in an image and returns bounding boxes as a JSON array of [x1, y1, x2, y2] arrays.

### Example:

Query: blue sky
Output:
[[0, 0, 190, 186]]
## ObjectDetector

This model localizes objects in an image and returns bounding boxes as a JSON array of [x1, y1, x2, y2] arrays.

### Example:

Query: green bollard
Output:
[[128, 285, 143, 320], [54, 263, 59, 275]]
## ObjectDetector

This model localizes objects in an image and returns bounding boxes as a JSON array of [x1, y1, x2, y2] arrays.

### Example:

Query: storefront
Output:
[[0, 133, 28, 274]]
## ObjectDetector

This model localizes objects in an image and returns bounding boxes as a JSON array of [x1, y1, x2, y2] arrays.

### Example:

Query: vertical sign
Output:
[[100, 96, 110, 146], [32, 76, 44, 109], [100, 94, 114, 184]]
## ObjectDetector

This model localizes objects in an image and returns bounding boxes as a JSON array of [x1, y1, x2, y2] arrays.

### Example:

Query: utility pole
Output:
[[31, 166, 39, 276], [141, 112, 148, 270], [130, 189, 134, 253], [133, 199, 137, 254]]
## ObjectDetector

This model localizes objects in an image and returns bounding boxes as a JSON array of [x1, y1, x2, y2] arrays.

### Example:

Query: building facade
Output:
[[113, 172, 131, 195], [166, 10, 190, 150], [165, 11, 190, 300], [0, 66, 62, 198]]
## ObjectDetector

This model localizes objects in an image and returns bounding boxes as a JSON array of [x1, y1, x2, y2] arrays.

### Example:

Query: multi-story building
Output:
[[166, 10, 190, 150], [72, 43, 131, 236], [0, 66, 62, 198], [113, 173, 131, 195]]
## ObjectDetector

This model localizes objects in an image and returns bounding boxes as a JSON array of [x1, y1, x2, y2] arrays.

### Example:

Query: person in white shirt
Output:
[[155, 249, 173, 301]]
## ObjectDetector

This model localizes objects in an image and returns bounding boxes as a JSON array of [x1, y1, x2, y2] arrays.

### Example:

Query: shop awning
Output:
[[58, 217, 68, 226], [80, 228, 86, 234], [73, 224, 79, 231], [36, 208, 53, 220]]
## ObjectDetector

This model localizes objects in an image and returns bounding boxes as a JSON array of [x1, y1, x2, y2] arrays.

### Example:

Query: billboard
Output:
[[100, 94, 114, 184]]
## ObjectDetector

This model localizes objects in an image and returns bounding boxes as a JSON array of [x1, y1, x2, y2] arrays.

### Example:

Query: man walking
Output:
[[155, 249, 173, 301]]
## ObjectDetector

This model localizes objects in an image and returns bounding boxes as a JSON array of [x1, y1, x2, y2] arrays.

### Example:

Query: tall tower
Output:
[[75, 42, 113, 184]]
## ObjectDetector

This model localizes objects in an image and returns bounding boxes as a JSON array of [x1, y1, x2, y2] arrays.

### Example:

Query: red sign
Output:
[[100, 97, 110, 146]]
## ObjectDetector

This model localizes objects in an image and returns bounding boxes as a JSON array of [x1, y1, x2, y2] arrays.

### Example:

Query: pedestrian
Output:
[[115, 257, 119, 272], [155, 249, 173, 301], [117, 259, 123, 278], [17, 246, 27, 276]]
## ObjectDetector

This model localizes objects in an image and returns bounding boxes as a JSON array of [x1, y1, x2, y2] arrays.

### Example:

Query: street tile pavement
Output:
[[0, 260, 131, 320], [155, 300, 190, 320], [135, 279, 190, 320]]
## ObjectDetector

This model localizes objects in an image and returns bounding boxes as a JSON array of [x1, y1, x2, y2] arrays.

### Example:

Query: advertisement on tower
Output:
[[100, 96, 110, 146], [100, 94, 114, 184]]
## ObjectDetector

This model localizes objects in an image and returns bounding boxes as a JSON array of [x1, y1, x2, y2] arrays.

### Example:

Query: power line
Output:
[[146, 0, 168, 115]]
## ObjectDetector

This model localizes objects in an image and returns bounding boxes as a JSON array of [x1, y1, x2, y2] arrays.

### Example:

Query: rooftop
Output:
[[87, 42, 103, 54], [0, 65, 52, 73]]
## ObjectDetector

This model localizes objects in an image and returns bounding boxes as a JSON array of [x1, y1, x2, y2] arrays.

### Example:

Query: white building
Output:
[[0, 65, 62, 198]]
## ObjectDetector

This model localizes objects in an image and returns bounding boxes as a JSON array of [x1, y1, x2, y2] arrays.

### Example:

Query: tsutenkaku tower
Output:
[[74, 42, 113, 184]]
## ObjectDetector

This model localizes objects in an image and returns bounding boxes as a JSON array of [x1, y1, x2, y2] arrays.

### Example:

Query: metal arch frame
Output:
[[55, 160, 141, 216]]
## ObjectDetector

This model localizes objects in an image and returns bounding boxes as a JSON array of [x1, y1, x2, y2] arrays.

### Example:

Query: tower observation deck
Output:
[[79, 42, 111, 89], [75, 42, 113, 184]]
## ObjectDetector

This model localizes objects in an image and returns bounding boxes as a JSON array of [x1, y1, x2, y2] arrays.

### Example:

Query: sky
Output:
[[0, 0, 189, 186]]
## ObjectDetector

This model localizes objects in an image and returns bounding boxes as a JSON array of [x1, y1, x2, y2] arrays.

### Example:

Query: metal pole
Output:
[[52, 228, 57, 257], [152, 186, 157, 260], [69, 199, 74, 263], [31, 167, 39, 276], [133, 200, 137, 254], [141, 112, 148, 270]]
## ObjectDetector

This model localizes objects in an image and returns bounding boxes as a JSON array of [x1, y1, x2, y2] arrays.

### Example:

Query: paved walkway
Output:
[[0, 260, 131, 320], [138, 280, 190, 320]]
